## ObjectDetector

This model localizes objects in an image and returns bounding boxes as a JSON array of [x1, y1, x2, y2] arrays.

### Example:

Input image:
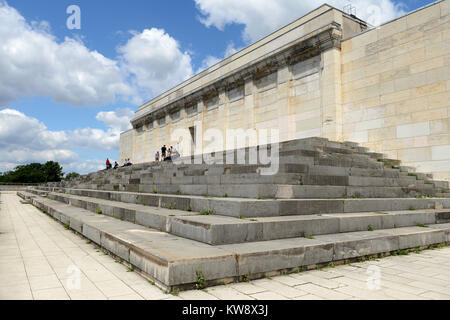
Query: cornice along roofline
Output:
[[131, 22, 343, 129]]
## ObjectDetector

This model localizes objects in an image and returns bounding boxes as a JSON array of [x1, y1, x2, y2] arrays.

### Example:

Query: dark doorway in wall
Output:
[[189, 126, 195, 156]]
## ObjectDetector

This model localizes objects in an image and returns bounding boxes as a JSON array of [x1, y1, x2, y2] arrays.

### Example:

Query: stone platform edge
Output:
[[17, 191, 450, 292]]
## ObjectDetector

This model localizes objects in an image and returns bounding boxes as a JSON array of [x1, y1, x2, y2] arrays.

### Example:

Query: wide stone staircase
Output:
[[18, 137, 450, 291]]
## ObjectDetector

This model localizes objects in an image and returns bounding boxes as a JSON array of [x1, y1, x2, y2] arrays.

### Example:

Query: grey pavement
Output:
[[1, 192, 449, 300]]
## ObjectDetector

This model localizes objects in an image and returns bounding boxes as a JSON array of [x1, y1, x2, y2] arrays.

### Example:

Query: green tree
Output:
[[13, 163, 46, 183], [43, 161, 63, 182], [0, 161, 64, 183], [65, 172, 80, 181]]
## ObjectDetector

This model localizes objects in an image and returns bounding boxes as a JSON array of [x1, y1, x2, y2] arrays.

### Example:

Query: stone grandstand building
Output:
[[120, 0, 450, 180]]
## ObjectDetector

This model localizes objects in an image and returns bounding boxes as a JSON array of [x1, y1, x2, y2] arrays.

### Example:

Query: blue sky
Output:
[[0, 0, 436, 174]]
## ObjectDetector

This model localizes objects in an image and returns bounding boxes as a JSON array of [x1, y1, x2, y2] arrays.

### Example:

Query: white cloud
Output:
[[0, 108, 134, 173], [0, 1, 135, 107], [197, 42, 241, 73], [96, 108, 134, 132], [0, 2, 198, 107], [197, 55, 222, 73], [0, 108, 69, 153], [62, 159, 105, 174], [118, 28, 194, 97], [224, 43, 239, 57], [194, 0, 406, 43]]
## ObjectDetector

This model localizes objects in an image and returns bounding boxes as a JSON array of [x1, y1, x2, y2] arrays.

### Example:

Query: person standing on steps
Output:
[[155, 151, 160, 162], [164, 146, 173, 162], [161, 145, 167, 160], [106, 158, 112, 170]]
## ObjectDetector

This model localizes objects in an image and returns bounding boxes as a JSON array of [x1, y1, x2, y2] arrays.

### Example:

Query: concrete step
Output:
[[43, 191, 197, 233], [28, 189, 450, 245], [51, 184, 444, 200], [18, 191, 450, 291], [31, 188, 450, 218], [36, 180, 446, 200], [168, 210, 450, 245], [103, 174, 425, 189], [60, 137, 401, 186]]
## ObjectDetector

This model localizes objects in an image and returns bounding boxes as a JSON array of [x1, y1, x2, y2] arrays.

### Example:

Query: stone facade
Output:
[[120, 0, 450, 179], [341, 0, 450, 180]]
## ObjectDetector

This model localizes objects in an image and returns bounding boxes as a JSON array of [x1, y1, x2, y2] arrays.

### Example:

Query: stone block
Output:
[[396, 121, 430, 139]]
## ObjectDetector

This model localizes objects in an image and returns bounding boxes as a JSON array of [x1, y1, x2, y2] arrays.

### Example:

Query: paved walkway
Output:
[[1, 192, 450, 300]]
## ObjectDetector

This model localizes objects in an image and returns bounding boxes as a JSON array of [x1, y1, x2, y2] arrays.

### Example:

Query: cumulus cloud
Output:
[[118, 28, 194, 97], [62, 159, 105, 174], [96, 108, 134, 132], [194, 0, 406, 43], [0, 2, 199, 107], [0, 108, 134, 173], [0, 108, 70, 154], [0, 1, 135, 107], [197, 42, 241, 73]]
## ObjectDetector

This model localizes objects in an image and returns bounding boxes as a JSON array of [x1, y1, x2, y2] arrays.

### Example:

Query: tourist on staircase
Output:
[[105, 158, 112, 170]]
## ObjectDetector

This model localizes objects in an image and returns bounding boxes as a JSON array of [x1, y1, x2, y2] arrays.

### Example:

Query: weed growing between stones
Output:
[[242, 272, 251, 282], [170, 289, 180, 296], [393, 249, 409, 256], [413, 247, 423, 254], [416, 223, 428, 228], [96, 209, 102, 215], [195, 270, 206, 289]]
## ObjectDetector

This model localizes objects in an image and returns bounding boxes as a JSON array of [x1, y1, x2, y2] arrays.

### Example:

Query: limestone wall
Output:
[[341, 0, 450, 179], [119, 129, 134, 164], [125, 52, 334, 163], [134, 5, 366, 121], [120, 0, 450, 179]]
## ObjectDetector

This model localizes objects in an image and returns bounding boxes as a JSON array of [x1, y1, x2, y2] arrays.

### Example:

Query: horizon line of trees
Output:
[[0, 161, 81, 183]]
